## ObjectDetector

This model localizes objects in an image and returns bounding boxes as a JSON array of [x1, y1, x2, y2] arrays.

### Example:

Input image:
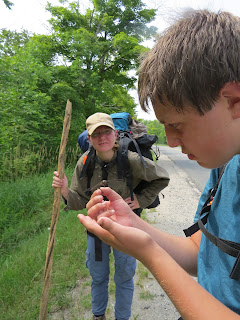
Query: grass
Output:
[[0, 167, 89, 320], [0, 158, 155, 319], [0, 144, 80, 182]]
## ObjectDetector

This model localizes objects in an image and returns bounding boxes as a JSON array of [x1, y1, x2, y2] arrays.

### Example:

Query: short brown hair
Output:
[[138, 9, 240, 115]]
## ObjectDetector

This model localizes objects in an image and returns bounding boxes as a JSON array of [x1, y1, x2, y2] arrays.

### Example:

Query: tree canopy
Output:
[[2, 0, 13, 9], [1, 0, 159, 177]]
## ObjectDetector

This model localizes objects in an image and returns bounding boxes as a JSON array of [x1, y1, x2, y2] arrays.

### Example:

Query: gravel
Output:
[[49, 151, 202, 320]]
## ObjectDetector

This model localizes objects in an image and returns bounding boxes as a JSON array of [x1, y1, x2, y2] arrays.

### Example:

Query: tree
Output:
[[0, 31, 55, 152], [0, 0, 158, 171], [0, 29, 29, 57], [46, 0, 157, 118], [142, 119, 167, 144], [2, 0, 13, 9]]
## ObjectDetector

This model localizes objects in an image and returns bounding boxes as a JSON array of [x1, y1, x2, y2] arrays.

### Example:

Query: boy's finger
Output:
[[87, 201, 107, 219], [97, 209, 115, 219], [86, 194, 104, 210], [100, 187, 123, 201], [90, 189, 102, 198], [98, 217, 125, 236]]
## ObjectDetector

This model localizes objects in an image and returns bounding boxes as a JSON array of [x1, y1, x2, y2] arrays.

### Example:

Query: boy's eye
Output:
[[169, 123, 179, 129]]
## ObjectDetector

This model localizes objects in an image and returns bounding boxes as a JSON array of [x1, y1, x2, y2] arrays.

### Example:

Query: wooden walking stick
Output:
[[39, 100, 72, 320]]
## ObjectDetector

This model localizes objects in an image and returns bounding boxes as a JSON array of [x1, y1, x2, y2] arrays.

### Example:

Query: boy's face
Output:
[[153, 95, 238, 169]]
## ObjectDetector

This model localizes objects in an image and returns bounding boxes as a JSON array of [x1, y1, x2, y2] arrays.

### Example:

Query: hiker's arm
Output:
[[52, 170, 87, 210], [64, 157, 90, 210], [129, 152, 170, 208], [83, 187, 199, 275], [52, 171, 69, 200]]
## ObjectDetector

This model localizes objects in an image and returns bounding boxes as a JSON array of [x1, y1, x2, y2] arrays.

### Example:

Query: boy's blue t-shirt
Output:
[[194, 155, 240, 314]]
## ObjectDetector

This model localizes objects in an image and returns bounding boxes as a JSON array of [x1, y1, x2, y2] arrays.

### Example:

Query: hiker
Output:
[[52, 112, 169, 320], [78, 9, 240, 319]]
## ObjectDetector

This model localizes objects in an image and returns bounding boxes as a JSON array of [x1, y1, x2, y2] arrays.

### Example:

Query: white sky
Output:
[[1, 0, 240, 120]]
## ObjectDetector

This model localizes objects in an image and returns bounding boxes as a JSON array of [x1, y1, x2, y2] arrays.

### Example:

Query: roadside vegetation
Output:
[[0, 164, 156, 319], [0, 167, 89, 319]]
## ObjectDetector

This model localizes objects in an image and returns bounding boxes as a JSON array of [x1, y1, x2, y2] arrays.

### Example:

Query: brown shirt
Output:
[[65, 150, 169, 211]]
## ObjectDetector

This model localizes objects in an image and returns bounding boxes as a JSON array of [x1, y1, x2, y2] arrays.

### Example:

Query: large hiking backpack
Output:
[[77, 130, 89, 153], [78, 112, 160, 209], [184, 164, 240, 280]]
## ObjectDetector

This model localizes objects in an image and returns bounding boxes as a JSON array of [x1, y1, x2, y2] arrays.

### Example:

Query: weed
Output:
[[139, 290, 156, 300]]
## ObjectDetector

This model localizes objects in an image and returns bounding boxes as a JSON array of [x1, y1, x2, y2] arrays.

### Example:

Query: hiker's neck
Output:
[[96, 149, 115, 162]]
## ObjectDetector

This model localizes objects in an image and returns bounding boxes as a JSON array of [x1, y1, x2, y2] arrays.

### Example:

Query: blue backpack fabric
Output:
[[110, 112, 131, 131], [77, 130, 89, 153]]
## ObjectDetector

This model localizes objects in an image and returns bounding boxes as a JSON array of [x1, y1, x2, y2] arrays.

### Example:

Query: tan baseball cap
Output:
[[86, 112, 116, 136]]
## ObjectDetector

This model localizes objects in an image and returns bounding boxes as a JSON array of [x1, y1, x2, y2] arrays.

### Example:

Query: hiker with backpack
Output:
[[78, 9, 240, 319], [52, 112, 169, 320]]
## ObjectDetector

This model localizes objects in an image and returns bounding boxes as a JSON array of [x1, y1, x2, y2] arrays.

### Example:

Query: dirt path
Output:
[[49, 152, 202, 320]]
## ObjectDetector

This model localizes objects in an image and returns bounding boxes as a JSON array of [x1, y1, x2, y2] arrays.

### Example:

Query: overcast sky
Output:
[[1, 0, 240, 119]]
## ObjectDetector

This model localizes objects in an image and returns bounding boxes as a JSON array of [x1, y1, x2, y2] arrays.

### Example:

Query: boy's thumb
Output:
[[98, 217, 116, 232]]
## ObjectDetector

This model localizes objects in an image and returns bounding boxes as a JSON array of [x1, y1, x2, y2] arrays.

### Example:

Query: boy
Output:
[[78, 9, 240, 319]]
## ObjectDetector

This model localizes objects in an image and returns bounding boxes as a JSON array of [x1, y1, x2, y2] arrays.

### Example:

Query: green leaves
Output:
[[2, 0, 13, 10], [0, 0, 157, 174], [142, 119, 167, 145]]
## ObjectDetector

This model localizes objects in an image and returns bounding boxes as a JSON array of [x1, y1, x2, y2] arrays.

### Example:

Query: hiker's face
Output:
[[153, 96, 236, 169], [89, 126, 117, 153]]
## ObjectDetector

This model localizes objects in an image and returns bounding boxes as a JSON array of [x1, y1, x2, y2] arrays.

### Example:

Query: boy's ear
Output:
[[220, 82, 240, 119]]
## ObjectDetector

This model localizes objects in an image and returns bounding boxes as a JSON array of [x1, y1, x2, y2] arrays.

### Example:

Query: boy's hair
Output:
[[138, 9, 240, 115]]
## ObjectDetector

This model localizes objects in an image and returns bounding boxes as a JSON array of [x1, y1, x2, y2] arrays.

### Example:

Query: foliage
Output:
[[0, 169, 89, 319], [0, 29, 29, 57], [141, 119, 167, 144], [2, 0, 13, 9], [0, 32, 54, 152], [45, 0, 157, 146], [0, 0, 157, 165], [0, 143, 80, 182]]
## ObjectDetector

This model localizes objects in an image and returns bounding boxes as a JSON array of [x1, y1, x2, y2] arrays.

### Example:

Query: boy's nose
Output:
[[165, 128, 181, 148]]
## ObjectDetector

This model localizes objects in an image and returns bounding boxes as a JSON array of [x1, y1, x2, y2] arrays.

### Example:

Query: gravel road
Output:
[[50, 152, 202, 320]]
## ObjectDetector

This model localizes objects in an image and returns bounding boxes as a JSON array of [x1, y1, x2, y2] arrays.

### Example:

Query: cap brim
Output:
[[88, 122, 115, 136]]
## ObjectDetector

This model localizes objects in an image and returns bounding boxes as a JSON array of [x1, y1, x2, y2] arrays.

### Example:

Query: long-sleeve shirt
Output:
[[65, 150, 170, 211]]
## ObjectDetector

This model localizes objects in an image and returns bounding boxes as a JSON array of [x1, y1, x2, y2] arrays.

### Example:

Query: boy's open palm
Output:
[[86, 187, 134, 227], [78, 187, 156, 262]]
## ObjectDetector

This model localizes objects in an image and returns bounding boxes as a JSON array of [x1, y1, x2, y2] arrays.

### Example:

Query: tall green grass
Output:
[[0, 144, 81, 181], [0, 144, 152, 319], [0, 168, 89, 320]]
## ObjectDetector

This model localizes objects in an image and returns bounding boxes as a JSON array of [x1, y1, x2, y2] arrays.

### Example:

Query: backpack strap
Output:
[[197, 212, 240, 280], [184, 163, 240, 279], [116, 139, 134, 201], [124, 131, 148, 168], [79, 146, 96, 196], [183, 164, 226, 237]]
